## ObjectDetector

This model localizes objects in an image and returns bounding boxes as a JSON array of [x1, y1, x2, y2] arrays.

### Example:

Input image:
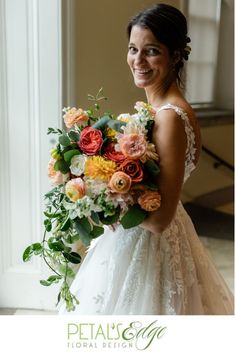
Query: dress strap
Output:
[[156, 103, 197, 180]]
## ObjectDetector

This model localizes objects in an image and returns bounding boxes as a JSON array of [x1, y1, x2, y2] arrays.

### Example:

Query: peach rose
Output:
[[119, 158, 143, 182], [63, 107, 89, 128], [65, 177, 86, 202], [119, 134, 147, 159], [138, 191, 161, 212], [109, 171, 132, 194], [48, 158, 69, 185]]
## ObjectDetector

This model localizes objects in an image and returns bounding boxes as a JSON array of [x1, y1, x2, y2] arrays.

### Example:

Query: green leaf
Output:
[[59, 134, 71, 146], [120, 204, 147, 229], [74, 217, 92, 246], [98, 210, 120, 225], [90, 226, 104, 238], [44, 219, 52, 232], [92, 115, 111, 130], [58, 264, 75, 278], [68, 130, 80, 141], [44, 187, 58, 198], [63, 149, 80, 163], [23, 245, 33, 262], [63, 251, 81, 264], [54, 159, 70, 174], [44, 211, 61, 218], [90, 211, 100, 224], [32, 243, 43, 255], [40, 280, 52, 286], [48, 240, 65, 252], [144, 160, 160, 177], [40, 274, 62, 286], [60, 217, 71, 231]]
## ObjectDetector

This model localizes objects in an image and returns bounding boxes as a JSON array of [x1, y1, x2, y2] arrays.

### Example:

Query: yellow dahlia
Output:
[[84, 156, 117, 181], [106, 127, 117, 139]]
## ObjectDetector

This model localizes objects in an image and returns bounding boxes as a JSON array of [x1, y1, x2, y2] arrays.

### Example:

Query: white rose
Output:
[[70, 154, 87, 176]]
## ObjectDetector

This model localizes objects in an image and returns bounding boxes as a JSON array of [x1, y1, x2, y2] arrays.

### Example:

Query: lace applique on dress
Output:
[[156, 103, 197, 182]]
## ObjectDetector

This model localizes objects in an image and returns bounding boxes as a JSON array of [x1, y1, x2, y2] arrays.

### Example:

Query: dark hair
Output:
[[127, 3, 191, 87]]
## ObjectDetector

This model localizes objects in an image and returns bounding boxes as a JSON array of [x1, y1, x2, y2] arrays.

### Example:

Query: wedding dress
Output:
[[59, 104, 234, 315]]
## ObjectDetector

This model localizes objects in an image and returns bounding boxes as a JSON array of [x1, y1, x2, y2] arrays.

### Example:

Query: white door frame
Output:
[[0, 0, 72, 310]]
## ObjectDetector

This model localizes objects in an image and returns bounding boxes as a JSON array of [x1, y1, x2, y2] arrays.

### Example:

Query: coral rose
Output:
[[104, 142, 126, 163], [138, 191, 161, 212], [63, 107, 89, 128], [65, 178, 86, 202], [119, 133, 147, 159], [119, 159, 143, 182], [109, 171, 132, 194], [78, 126, 103, 155], [48, 158, 69, 185]]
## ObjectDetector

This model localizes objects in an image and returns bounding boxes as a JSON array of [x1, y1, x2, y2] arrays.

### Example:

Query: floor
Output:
[[0, 235, 234, 315]]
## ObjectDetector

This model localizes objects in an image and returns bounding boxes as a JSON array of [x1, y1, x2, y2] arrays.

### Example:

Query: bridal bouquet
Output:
[[23, 89, 161, 311]]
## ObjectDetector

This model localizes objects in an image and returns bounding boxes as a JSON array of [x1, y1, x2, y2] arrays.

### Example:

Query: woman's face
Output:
[[127, 25, 174, 89]]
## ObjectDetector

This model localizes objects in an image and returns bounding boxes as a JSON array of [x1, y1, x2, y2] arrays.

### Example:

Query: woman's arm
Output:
[[140, 108, 187, 234]]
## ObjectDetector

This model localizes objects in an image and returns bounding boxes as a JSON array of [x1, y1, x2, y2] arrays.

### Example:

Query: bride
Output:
[[59, 3, 234, 315]]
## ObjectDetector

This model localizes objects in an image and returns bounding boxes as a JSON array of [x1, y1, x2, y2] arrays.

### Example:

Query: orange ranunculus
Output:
[[104, 142, 126, 163], [138, 191, 161, 212], [48, 158, 69, 185], [109, 171, 132, 194], [63, 107, 89, 128], [65, 177, 86, 202], [78, 126, 103, 155], [119, 133, 147, 159], [119, 159, 143, 182]]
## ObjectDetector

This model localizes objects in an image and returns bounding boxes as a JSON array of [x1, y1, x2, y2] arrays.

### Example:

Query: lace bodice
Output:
[[156, 103, 197, 182]]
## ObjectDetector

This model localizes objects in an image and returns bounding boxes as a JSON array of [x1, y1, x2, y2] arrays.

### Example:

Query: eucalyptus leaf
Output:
[[59, 134, 71, 147], [92, 115, 111, 130], [68, 130, 80, 141], [107, 119, 126, 132]]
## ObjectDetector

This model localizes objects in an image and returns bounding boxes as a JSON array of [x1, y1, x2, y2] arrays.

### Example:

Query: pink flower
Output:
[[119, 133, 147, 159], [65, 178, 86, 202], [108, 171, 132, 194], [48, 158, 69, 185], [63, 107, 89, 128]]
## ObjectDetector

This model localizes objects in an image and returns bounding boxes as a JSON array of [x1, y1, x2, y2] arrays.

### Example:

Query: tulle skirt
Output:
[[58, 201, 234, 315]]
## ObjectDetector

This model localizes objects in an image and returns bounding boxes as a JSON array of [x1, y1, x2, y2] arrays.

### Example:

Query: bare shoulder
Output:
[[155, 98, 201, 165]]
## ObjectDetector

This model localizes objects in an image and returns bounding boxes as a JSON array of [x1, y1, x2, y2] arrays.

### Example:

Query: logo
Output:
[[67, 320, 167, 350]]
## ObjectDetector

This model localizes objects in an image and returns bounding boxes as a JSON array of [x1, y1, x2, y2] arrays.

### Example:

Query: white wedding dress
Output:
[[59, 104, 234, 315]]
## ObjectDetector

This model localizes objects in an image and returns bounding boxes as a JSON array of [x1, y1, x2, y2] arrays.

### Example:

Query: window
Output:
[[185, 0, 221, 106]]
